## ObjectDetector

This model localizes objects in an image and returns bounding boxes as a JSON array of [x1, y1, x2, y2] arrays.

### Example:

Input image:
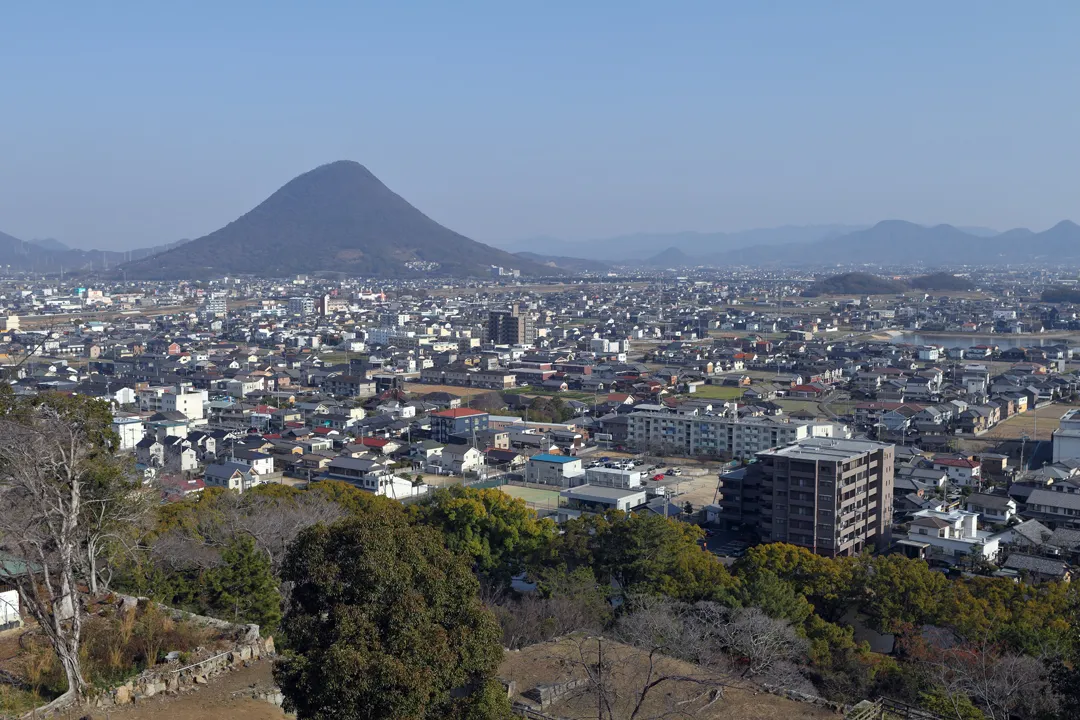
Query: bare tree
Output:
[[146, 488, 346, 578], [80, 465, 148, 595], [923, 633, 1057, 720], [546, 598, 811, 720], [0, 405, 96, 705]]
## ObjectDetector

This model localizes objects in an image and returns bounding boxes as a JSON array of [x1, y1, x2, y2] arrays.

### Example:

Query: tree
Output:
[[206, 534, 282, 631], [588, 512, 737, 603], [412, 486, 557, 585], [275, 509, 511, 720], [0, 392, 134, 707]]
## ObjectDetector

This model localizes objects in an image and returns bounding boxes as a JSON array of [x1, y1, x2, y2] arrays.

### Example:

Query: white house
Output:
[[525, 454, 585, 487], [433, 446, 484, 475], [229, 449, 275, 476], [906, 509, 1000, 561], [932, 457, 982, 486]]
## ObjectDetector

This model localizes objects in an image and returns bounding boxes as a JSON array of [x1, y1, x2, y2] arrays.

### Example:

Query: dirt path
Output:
[[81, 661, 286, 720]]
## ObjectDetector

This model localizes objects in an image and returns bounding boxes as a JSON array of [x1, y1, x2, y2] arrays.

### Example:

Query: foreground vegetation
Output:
[[1, 389, 1078, 719]]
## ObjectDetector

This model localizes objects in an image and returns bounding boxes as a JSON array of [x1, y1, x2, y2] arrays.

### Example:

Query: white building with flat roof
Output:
[[1053, 409, 1080, 463], [907, 509, 1000, 561]]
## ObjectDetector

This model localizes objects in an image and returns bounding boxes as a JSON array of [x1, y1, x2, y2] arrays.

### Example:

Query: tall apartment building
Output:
[[201, 294, 227, 318], [487, 304, 535, 345], [288, 296, 315, 317], [625, 410, 843, 460], [714, 438, 894, 557]]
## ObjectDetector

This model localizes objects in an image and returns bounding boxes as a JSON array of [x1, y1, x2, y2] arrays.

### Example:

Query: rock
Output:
[[262, 636, 276, 655], [194, 674, 208, 685], [114, 682, 134, 704]]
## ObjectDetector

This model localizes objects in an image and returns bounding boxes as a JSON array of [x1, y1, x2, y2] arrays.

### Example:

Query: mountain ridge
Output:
[[115, 161, 556, 279]]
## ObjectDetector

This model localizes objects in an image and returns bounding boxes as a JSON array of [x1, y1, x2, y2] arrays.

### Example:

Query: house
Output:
[[933, 457, 982, 487], [1021, 488, 1080, 529], [229, 448, 276, 476], [203, 461, 261, 493], [905, 509, 1000, 562], [525, 453, 585, 487], [965, 493, 1017, 524], [433, 446, 485, 475], [484, 448, 526, 469], [0, 556, 27, 629], [1000, 553, 1072, 583]]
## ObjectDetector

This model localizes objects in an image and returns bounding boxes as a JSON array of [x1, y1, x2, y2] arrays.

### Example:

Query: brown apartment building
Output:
[[715, 437, 894, 557]]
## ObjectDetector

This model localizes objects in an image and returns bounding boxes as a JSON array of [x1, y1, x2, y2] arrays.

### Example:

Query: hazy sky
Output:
[[3, 2, 1080, 249]]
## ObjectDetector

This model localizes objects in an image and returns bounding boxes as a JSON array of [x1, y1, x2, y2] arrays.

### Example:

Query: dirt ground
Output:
[[501, 636, 839, 720], [81, 661, 286, 720], [981, 402, 1080, 441], [403, 383, 490, 400]]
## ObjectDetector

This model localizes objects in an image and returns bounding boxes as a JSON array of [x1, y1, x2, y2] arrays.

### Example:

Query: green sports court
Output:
[[499, 484, 563, 508]]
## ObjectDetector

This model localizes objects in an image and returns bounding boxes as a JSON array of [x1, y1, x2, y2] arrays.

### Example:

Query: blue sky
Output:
[[3, 1, 1079, 249]]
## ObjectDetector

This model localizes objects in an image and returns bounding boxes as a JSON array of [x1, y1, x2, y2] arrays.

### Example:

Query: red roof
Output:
[[361, 437, 390, 448], [431, 408, 487, 418]]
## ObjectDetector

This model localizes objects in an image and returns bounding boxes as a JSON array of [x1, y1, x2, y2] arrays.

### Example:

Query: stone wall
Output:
[[90, 634, 276, 710]]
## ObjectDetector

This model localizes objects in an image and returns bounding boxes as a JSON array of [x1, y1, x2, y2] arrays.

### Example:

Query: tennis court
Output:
[[499, 484, 563, 508]]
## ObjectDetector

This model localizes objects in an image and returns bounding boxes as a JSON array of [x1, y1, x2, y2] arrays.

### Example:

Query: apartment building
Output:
[[487, 303, 536, 345], [714, 438, 894, 558], [625, 410, 843, 460]]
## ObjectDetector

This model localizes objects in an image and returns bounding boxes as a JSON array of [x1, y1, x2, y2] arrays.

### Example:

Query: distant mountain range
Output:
[[495, 225, 865, 262], [497, 220, 1080, 268], [513, 252, 611, 274], [0, 230, 189, 274], [116, 161, 554, 279]]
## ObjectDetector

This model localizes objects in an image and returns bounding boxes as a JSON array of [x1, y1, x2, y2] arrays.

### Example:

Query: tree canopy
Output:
[[275, 507, 511, 720]]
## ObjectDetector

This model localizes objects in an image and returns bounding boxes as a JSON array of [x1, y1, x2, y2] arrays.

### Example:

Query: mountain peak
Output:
[[116, 163, 556, 279]]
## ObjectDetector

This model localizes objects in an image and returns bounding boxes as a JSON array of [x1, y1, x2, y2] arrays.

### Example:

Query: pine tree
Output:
[[207, 534, 282, 632]]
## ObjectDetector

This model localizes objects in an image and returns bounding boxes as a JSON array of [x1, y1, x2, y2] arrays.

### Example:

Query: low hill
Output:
[[644, 246, 692, 267], [801, 272, 908, 297], [909, 272, 975, 291], [116, 161, 555, 279], [1042, 286, 1080, 304], [514, 252, 610, 273]]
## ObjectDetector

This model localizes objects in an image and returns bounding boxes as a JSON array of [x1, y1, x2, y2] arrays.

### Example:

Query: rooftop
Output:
[[530, 453, 578, 464], [760, 437, 892, 462], [431, 408, 488, 418]]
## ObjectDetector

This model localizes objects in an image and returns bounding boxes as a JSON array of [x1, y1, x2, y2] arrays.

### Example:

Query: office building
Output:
[[487, 303, 535, 345], [712, 437, 894, 557]]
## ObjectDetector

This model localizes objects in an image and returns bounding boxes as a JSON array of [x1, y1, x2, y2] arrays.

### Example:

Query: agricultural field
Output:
[[687, 385, 747, 401], [981, 402, 1080, 441], [402, 383, 491, 400]]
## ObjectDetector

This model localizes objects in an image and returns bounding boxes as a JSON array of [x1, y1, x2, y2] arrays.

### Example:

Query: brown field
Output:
[[982, 402, 1080, 441], [501, 636, 840, 720], [403, 382, 491, 400]]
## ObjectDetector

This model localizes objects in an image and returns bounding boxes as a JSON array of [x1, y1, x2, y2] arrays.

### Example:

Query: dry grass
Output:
[[403, 383, 491, 400], [500, 636, 840, 720], [981, 403, 1080, 441]]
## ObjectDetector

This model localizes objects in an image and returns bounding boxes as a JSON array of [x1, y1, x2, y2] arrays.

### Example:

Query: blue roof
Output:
[[530, 453, 577, 464]]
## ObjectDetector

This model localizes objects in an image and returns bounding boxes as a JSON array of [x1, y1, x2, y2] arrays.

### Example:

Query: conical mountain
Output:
[[118, 161, 556, 279]]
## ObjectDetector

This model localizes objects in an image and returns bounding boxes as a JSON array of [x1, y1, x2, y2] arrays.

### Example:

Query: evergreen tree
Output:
[[207, 534, 282, 631]]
